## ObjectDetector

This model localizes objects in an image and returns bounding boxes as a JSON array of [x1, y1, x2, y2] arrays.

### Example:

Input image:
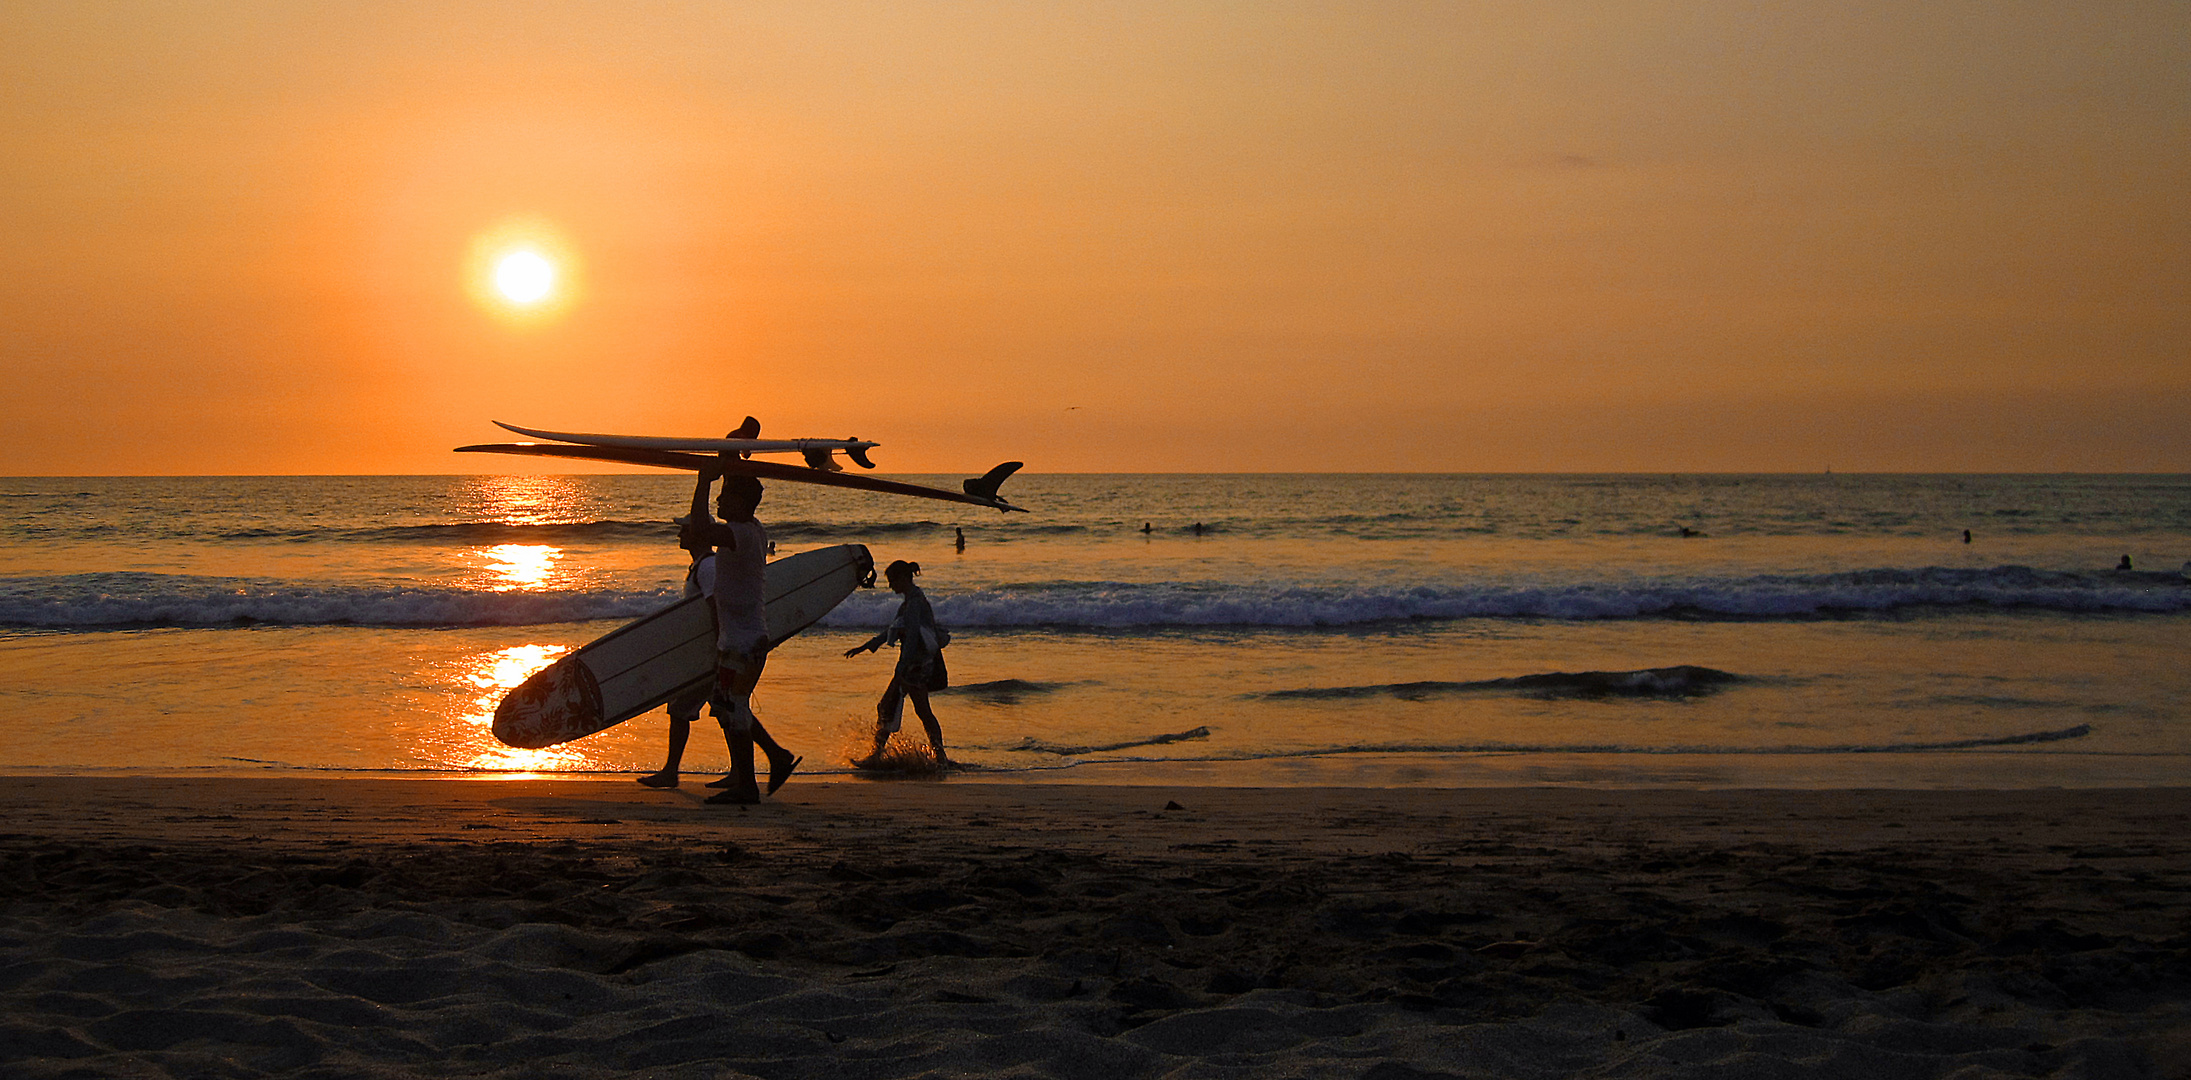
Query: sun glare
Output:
[[467, 218, 578, 321], [440, 644, 597, 774], [478, 543, 561, 590], [494, 250, 555, 304]]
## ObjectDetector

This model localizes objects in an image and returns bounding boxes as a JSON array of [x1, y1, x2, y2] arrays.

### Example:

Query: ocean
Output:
[[2, 473, 2187, 787]]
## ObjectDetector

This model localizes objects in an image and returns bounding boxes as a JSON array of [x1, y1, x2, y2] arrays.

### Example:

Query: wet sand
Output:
[[3, 777, 2188, 1078]]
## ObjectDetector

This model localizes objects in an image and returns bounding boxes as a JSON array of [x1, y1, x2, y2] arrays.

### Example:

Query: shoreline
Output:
[[7, 745, 2190, 790], [4, 778, 2188, 1077]]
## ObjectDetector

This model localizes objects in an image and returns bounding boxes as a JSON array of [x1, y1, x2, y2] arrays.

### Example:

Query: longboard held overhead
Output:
[[454, 441, 1027, 511], [493, 421, 881, 468]]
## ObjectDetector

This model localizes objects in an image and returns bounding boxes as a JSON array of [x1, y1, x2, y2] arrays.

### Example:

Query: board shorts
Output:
[[666, 682, 710, 723], [709, 633, 770, 726]]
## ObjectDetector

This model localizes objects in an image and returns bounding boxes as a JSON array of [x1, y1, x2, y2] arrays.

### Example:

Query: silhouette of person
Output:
[[681, 472, 800, 804], [1191, 522, 1205, 536], [954, 526, 966, 553], [1963, 529, 1972, 544], [2118, 555, 2134, 571], [636, 471, 725, 790], [845, 560, 950, 769], [1141, 522, 1152, 535]]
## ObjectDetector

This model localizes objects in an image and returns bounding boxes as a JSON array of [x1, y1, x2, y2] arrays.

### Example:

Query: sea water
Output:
[[2, 473, 2187, 787]]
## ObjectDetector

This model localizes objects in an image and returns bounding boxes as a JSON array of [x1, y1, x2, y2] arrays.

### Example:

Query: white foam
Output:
[[0, 574, 671, 629], [820, 566, 2191, 629], [6, 565, 2187, 631]]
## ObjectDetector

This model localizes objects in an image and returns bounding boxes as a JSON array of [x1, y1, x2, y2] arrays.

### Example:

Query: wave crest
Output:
[[817, 566, 2191, 629], [9, 564, 2188, 632], [0, 573, 671, 629]]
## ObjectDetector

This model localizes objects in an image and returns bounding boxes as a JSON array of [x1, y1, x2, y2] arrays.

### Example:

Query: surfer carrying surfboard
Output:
[[681, 472, 801, 804], [633, 472, 796, 794], [845, 560, 951, 769]]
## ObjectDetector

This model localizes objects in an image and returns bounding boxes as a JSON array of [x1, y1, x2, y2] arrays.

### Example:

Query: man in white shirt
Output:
[[684, 472, 799, 804]]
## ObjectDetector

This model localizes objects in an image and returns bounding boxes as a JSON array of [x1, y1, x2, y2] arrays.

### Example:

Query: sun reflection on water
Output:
[[432, 643, 603, 773], [481, 543, 560, 589], [461, 474, 593, 527]]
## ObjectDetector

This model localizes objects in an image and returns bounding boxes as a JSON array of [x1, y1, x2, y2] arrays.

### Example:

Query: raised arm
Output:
[[678, 471, 717, 557]]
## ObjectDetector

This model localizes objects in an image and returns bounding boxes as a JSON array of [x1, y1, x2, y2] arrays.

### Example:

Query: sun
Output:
[[494, 250, 556, 305], [466, 218, 580, 322]]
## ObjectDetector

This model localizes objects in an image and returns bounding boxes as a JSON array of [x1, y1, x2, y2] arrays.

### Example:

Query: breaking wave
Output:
[[0, 574, 673, 629], [821, 565, 2191, 628], [8, 564, 2188, 631]]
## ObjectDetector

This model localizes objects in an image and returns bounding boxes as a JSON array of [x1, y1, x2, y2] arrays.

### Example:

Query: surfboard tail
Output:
[[963, 461, 1024, 504]]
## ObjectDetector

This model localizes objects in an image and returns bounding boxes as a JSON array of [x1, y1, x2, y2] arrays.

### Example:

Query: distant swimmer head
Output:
[[717, 475, 764, 518], [883, 559, 921, 590]]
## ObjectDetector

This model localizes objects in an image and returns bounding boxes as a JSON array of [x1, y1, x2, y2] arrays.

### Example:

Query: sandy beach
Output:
[[2, 777, 2187, 1078]]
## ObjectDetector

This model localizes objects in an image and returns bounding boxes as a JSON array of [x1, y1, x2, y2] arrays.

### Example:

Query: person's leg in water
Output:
[[905, 687, 949, 766], [854, 676, 908, 768]]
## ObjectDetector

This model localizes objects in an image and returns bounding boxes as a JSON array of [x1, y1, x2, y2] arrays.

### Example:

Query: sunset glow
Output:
[[461, 219, 579, 326], [450, 644, 593, 774], [493, 251, 555, 305], [479, 543, 560, 590], [0, 4, 2183, 474]]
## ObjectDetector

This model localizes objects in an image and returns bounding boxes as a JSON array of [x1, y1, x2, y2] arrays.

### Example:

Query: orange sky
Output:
[[2, 2, 2184, 474]]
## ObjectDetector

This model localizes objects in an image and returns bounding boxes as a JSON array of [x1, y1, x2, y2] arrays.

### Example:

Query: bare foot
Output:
[[636, 771, 678, 788]]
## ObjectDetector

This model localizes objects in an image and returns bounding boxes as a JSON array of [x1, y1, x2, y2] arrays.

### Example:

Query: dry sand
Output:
[[2, 777, 2188, 1079]]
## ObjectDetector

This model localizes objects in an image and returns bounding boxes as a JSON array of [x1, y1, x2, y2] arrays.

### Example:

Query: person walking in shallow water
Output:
[[845, 560, 950, 768]]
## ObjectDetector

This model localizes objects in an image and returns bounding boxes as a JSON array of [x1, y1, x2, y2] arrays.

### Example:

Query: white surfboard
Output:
[[492, 544, 874, 749], [494, 421, 878, 459]]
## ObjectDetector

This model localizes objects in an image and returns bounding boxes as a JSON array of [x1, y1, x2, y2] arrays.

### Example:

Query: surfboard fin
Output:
[[847, 443, 877, 469], [801, 447, 844, 472], [963, 461, 1023, 504]]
